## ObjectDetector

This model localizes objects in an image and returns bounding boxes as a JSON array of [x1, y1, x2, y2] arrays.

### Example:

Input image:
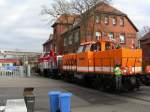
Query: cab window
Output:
[[97, 43, 101, 51], [90, 43, 101, 52], [82, 45, 87, 52], [85, 44, 91, 52], [90, 44, 97, 51], [105, 42, 111, 50], [77, 45, 84, 53]]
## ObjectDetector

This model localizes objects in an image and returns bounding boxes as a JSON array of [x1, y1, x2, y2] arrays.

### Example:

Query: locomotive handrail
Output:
[[109, 58, 111, 73], [94, 57, 143, 73], [88, 59, 89, 73], [133, 58, 137, 75]]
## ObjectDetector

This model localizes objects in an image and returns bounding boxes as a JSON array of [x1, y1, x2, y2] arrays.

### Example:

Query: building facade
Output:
[[52, 14, 79, 54], [43, 34, 53, 53], [140, 32, 150, 57], [44, 2, 138, 54]]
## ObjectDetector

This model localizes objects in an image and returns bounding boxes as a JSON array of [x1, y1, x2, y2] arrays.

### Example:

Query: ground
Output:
[[0, 75, 150, 112]]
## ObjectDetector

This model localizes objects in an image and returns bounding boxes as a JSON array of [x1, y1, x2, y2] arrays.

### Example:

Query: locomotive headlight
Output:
[[121, 66, 128, 74], [146, 65, 150, 74]]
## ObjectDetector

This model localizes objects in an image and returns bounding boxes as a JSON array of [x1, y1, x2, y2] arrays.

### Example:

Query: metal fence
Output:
[[0, 66, 29, 77]]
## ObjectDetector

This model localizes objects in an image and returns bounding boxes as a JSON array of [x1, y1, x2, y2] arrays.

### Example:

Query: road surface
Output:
[[0, 75, 150, 112]]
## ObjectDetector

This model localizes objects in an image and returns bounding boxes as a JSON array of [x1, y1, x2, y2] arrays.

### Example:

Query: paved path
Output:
[[0, 75, 150, 112]]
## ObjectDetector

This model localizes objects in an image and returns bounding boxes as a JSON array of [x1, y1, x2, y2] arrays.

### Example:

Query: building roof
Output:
[[0, 59, 19, 63], [95, 2, 126, 15], [61, 23, 80, 36], [140, 31, 150, 41], [61, 2, 138, 37], [43, 34, 53, 45], [95, 2, 138, 32], [51, 14, 80, 27]]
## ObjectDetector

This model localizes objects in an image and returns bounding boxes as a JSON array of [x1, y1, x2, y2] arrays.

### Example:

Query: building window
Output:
[[96, 32, 101, 40], [64, 38, 68, 46], [96, 16, 100, 24], [120, 17, 124, 26], [69, 34, 73, 45], [108, 32, 114, 40], [74, 32, 79, 43], [104, 16, 109, 24], [112, 17, 117, 25], [102, 32, 106, 37], [120, 34, 125, 43]]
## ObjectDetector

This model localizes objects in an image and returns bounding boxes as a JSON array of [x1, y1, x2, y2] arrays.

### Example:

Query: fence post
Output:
[[20, 66, 24, 77], [27, 65, 31, 77]]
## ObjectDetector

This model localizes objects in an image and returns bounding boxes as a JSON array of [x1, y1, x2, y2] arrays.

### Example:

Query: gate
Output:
[[0, 66, 26, 77]]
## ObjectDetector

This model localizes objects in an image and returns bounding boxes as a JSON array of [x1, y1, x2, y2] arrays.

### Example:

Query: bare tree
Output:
[[41, 0, 112, 46], [139, 26, 150, 37], [41, 0, 111, 24]]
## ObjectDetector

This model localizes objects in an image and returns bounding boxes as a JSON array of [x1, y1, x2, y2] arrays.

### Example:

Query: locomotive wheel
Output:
[[129, 77, 136, 91], [83, 76, 93, 88], [124, 77, 137, 91], [92, 77, 102, 90], [63, 72, 75, 83]]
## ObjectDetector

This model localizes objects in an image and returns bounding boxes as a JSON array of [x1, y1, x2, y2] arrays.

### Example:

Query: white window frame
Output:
[[109, 32, 114, 40], [96, 16, 100, 23], [120, 34, 125, 43], [96, 32, 101, 40], [112, 17, 116, 25], [104, 16, 109, 24], [120, 17, 124, 26]]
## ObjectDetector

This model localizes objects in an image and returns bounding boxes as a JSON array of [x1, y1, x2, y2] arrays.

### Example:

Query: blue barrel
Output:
[[59, 93, 72, 112], [48, 91, 61, 112]]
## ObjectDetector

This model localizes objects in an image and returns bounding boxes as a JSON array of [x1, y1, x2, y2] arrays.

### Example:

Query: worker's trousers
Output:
[[116, 76, 122, 90]]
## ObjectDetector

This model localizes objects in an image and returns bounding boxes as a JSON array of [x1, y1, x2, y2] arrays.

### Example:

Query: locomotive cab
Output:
[[77, 39, 114, 53], [76, 40, 114, 73]]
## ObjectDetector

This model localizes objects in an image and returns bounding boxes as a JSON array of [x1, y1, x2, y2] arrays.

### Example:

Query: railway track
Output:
[[60, 79, 150, 106], [119, 86, 150, 103]]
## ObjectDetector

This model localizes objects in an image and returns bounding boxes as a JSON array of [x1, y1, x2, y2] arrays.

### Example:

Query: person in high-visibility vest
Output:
[[114, 64, 122, 90]]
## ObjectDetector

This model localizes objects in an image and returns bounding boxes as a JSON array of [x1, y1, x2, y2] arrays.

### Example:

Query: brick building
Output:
[[140, 32, 150, 57], [44, 2, 138, 54], [51, 14, 79, 54], [43, 34, 53, 53]]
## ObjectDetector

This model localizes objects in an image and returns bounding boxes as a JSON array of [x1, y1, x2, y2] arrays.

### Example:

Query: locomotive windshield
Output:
[[90, 43, 101, 52], [77, 45, 84, 53], [85, 44, 91, 52]]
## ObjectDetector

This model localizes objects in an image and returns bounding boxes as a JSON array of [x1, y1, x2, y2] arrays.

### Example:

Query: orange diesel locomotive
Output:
[[38, 39, 150, 91], [61, 39, 144, 90]]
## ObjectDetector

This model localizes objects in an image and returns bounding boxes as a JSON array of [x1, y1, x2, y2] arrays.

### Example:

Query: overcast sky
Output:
[[0, 0, 150, 52]]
